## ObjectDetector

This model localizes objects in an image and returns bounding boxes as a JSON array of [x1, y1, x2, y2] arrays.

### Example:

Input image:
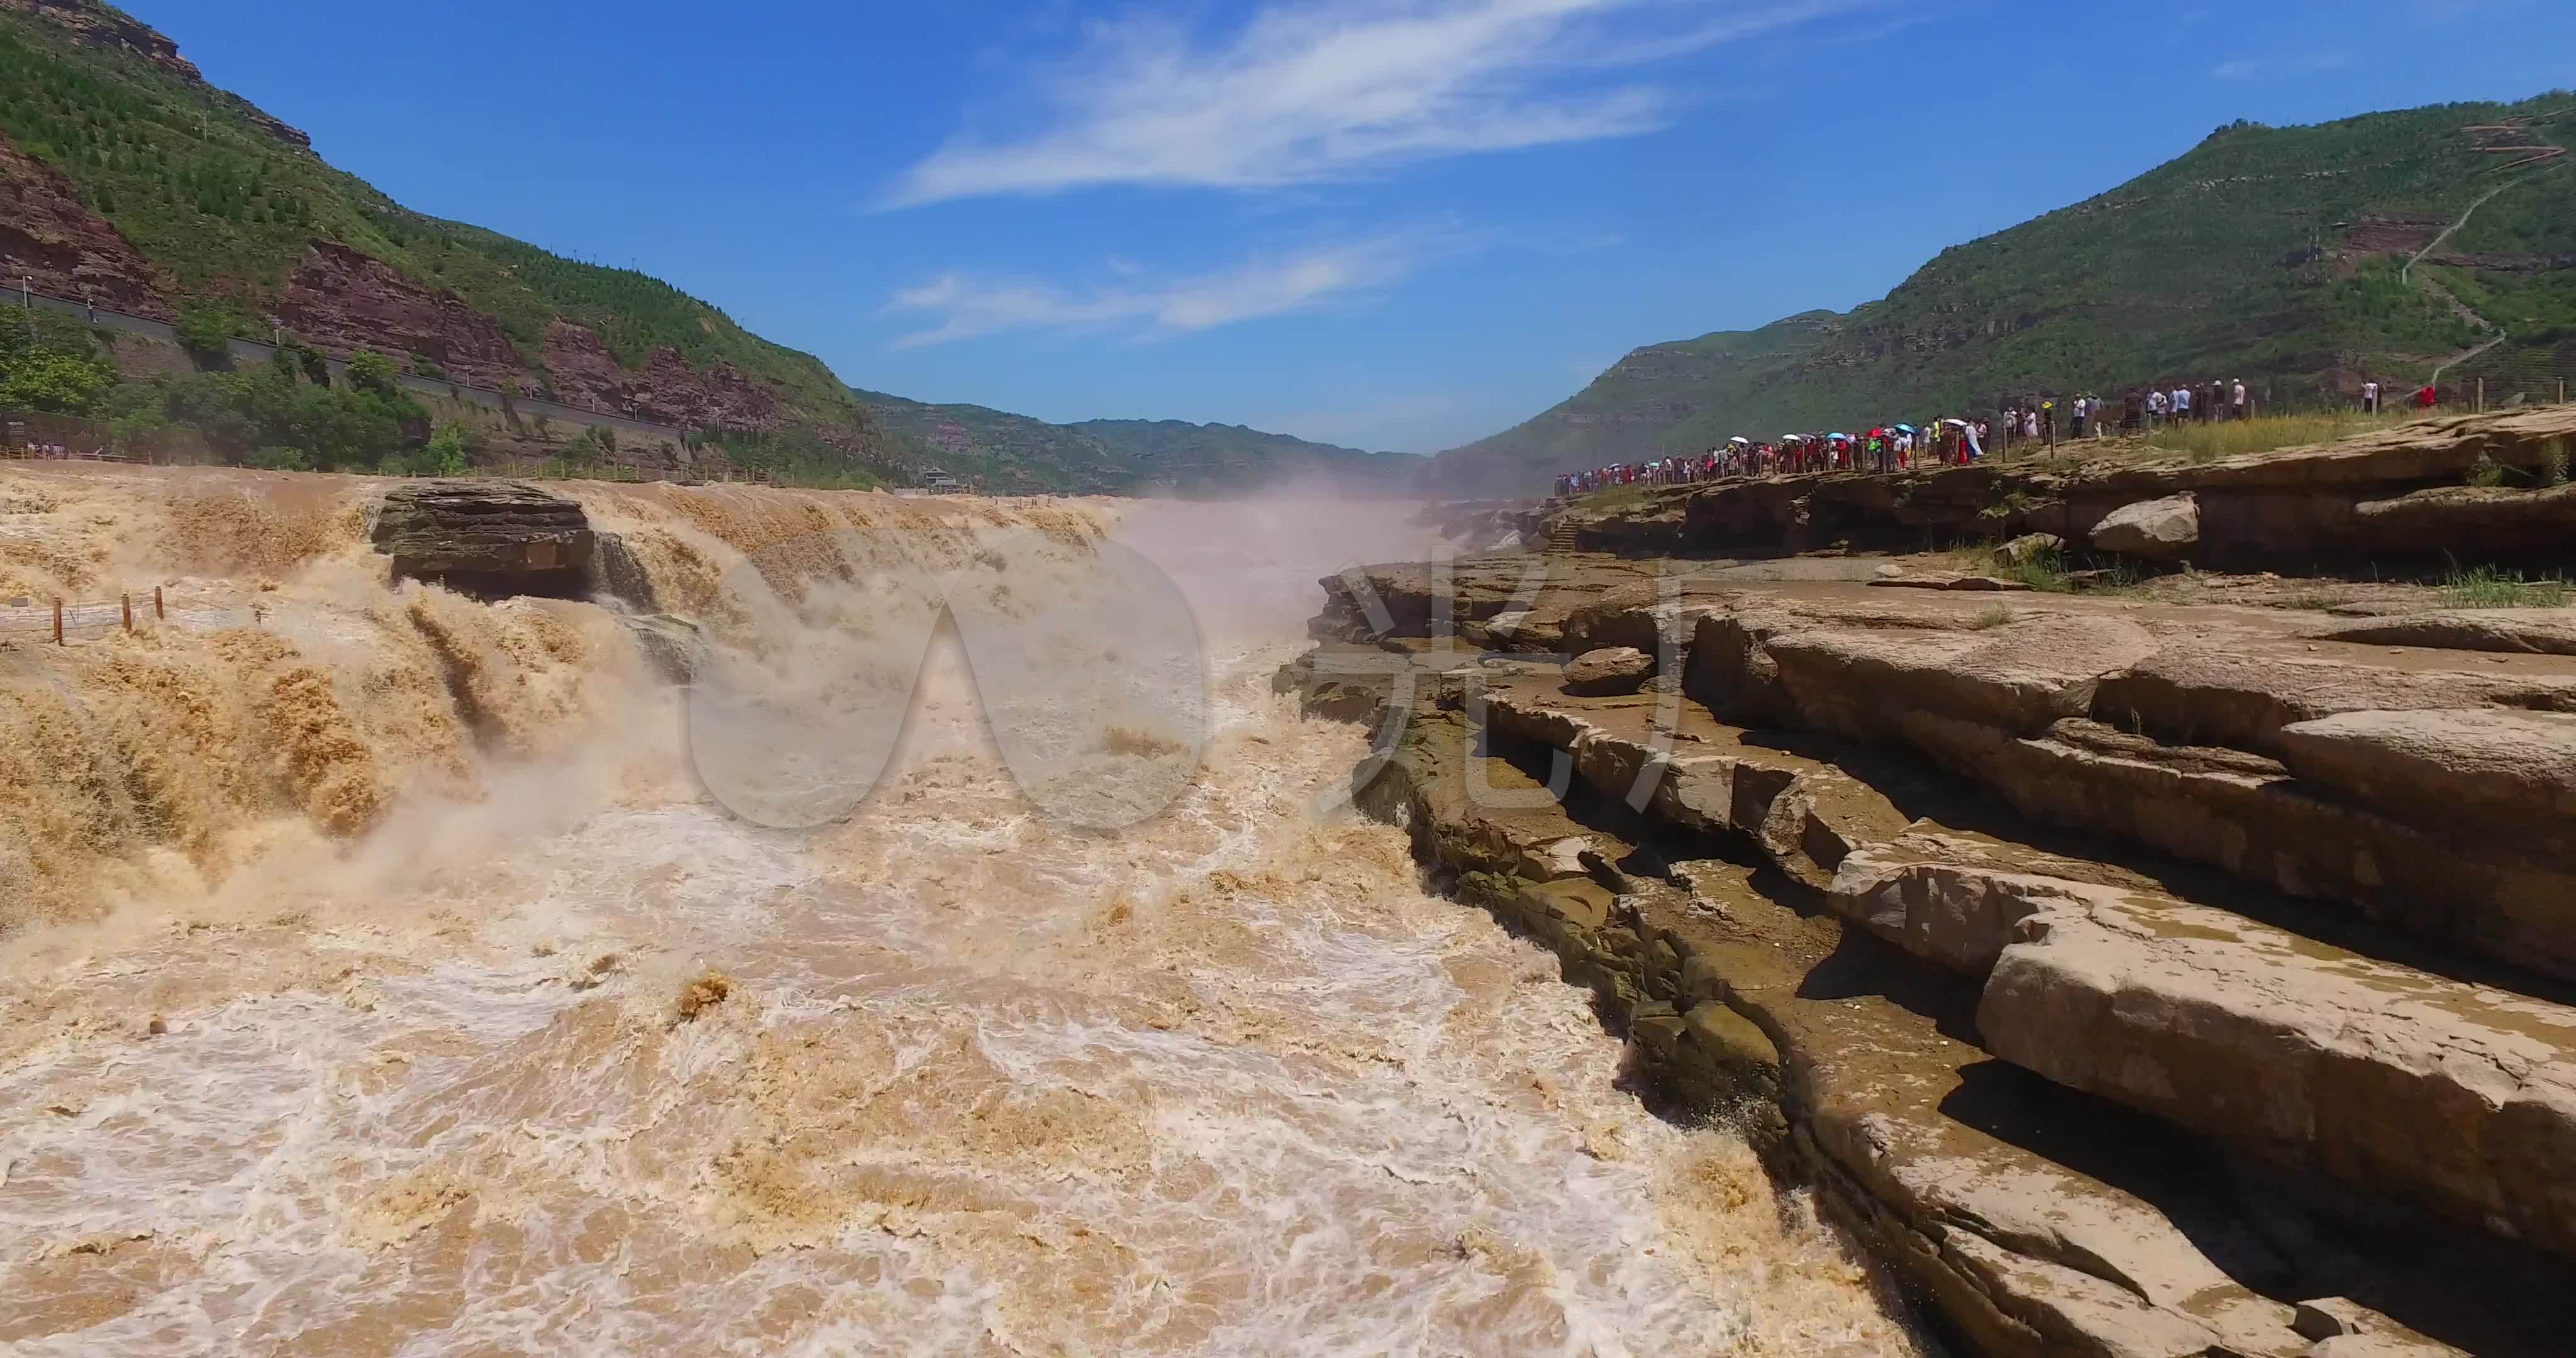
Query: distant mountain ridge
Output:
[[855, 390, 1418, 497], [1425, 94, 2576, 497]]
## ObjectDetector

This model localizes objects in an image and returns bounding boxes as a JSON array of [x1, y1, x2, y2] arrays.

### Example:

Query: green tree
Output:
[[248, 444, 311, 472], [421, 421, 471, 476], [0, 309, 118, 414], [172, 301, 236, 369], [0, 349, 116, 413], [343, 347, 399, 399]]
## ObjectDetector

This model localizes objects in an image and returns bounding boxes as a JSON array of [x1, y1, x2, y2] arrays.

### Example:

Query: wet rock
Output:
[[1563, 646, 1654, 695], [1350, 702, 2314, 1358], [2090, 493, 2200, 560], [370, 480, 595, 597], [618, 612, 701, 685], [586, 531, 660, 612]]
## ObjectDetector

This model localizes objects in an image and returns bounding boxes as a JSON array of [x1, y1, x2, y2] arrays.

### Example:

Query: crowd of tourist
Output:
[[1551, 377, 2424, 499]]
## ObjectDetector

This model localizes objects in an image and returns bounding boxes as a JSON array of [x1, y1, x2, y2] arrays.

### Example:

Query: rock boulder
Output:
[[2089, 493, 2200, 559], [371, 480, 596, 598], [1562, 646, 1654, 695]]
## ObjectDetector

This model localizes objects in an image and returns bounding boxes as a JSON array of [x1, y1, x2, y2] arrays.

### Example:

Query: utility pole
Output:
[[20, 275, 31, 341]]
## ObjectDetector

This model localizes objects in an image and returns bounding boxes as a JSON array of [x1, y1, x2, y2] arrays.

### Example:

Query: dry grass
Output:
[[2141, 411, 2410, 464]]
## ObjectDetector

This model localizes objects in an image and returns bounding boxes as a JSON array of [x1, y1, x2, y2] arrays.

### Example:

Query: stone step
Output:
[[1470, 671, 2576, 1271], [1679, 605, 2576, 985], [1979, 884, 2576, 1266]]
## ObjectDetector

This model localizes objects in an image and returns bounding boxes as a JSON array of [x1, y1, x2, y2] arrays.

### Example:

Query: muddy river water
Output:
[[0, 483, 1916, 1355]]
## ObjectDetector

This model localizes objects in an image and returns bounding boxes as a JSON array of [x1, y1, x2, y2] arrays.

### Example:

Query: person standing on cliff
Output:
[[2363, 379, 2380, 414]]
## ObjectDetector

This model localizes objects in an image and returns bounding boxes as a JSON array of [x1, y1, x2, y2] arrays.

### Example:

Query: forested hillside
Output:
[[856, 390, 1417, 497], [0, 0, 1412, 492], [1427, 94, 2576, 496], [0, 0, 919, 478]]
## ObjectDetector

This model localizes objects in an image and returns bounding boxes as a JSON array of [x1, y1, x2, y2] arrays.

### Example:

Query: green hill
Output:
[[855, 390, 1418, 496], [1426, 94, 2576, 496], [0, 0, 918, 476], [0, 0, 1409, 494]]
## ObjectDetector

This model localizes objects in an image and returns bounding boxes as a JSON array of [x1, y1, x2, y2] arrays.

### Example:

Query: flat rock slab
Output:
[[1866, 572, 2036, 592], [2353, 482, 2576, 557], [2274, 707, 2576, 842], [1767, 613, 2158, 738], [2306, 609, 2576, 657], [2093, 643, 2576, 756], [1979, 891, 2576, 1260]]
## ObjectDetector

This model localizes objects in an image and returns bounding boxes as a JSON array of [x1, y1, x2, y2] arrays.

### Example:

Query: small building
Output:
[[923, 468, 963, 493]]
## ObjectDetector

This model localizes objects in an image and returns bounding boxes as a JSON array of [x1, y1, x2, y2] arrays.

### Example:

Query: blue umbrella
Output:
[[1894, 423, 1916, 434]]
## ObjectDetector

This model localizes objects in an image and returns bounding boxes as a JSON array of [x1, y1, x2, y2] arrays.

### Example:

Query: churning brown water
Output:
[[0, 468, 1918, 1356]]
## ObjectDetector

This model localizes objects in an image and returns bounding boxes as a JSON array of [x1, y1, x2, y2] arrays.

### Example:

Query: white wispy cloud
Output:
[[2212, 50, 2349, 80], [885, 226, 1467, 347], [884, 0, 1853, 206]]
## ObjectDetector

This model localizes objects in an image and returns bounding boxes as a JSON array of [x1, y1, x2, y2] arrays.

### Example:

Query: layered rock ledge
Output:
[[1281, 543, 2576, 1357]]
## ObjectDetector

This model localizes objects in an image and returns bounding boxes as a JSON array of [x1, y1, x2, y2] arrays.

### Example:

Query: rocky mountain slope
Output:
[[0, 0, 914, 475], [856, 390, 1419, 496], [0, 0, 1401, 493], [1426, 94, 2576, 497]]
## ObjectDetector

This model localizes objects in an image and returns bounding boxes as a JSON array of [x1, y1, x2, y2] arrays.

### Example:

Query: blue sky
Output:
[[145, 0, 2572, 454]]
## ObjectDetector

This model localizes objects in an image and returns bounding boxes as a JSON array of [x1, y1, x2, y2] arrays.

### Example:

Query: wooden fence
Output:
[[0, 588, 266, 646]]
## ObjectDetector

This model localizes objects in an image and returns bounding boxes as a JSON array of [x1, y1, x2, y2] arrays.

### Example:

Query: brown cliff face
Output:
[[278, 241, 525, 385], [0, 0, 311, 148], [0, 130, 173, 317], [538, 321, 785, 433]]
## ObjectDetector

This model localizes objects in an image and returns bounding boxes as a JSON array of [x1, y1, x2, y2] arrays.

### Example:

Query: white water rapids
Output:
[[0, 492, 1918, 1356]]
